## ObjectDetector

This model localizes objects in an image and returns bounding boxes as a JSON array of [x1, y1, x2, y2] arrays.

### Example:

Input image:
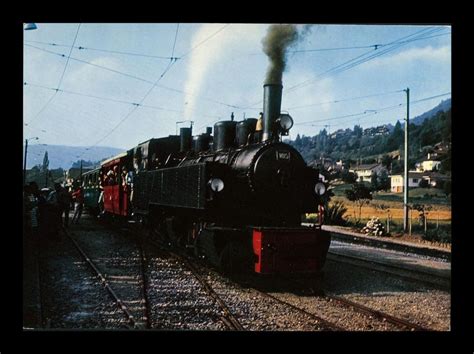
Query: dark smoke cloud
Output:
[[262, 24, 313, 84]]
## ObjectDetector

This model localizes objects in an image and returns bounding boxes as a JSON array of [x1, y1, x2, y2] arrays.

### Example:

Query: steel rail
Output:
[[323, 293, 433, 331], [142, 226, 339, 331], [144, 232, 340, 331], [146, 239, 245, 331], [137, 238, 152, 329], [250, 289, 344, 331], [66, 230, 144, 329]]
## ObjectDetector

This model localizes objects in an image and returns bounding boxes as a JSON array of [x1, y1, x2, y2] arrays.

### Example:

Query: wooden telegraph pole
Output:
[[403, 88, 410, 233]]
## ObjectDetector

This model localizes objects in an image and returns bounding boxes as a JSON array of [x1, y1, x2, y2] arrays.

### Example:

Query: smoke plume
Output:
[[262, 24, 312, 84]]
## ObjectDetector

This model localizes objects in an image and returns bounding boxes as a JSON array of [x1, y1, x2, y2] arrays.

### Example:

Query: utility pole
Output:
[[23, 137, 38, 186], [403, 88, 410, 233], [23, 139, 28, 186], [80, 160, 83, 185]]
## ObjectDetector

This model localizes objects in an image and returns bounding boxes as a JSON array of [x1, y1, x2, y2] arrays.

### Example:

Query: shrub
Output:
[[325, 201, 348, 226], [422, 228, 451, 244]]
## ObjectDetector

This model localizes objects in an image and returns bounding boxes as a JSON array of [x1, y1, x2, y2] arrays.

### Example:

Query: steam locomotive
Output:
[[82, 84, 331, 275]]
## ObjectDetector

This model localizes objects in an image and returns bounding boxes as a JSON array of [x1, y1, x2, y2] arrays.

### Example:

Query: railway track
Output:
[[246, 286, 344, 331], [134, 227, 432, 331], [65, 230, 148, 329], [146, 237, 343, 331], [254, 275, 435, 331], [144, 238, 245, 331], [95, 219, 441, 331], [327, 250, 450, 290], [321, 293, 432, 331]]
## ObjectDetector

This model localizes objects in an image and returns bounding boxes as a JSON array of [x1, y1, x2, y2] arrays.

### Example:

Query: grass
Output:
[[345, 217, 452, 244], [331, 196, 451, 221], [375, 188, 450, 206], [331, 183, 450, 205]]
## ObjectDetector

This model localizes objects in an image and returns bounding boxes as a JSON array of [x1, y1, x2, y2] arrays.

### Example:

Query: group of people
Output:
[[97, 165, 134, 215], [23, 181, 85, 240]]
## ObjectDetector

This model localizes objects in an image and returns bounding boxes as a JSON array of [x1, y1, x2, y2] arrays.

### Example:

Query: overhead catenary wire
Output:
[[289, 31, 451, 53], [25, 24, 82, 126], [76, 24, 200, 158], [25, 24, 236, 151], [295, 92, 451, 127], [24, 40, 180, 60], [238, 27, 442, 110], [285, 27, 443, 94], [79, 60, 177, 156], [170, 23, 180, 59], [285, 89, 405, 110], [23, 81, 219, 119], [25, 43, 243, 110], [178, 24, 230, 59]]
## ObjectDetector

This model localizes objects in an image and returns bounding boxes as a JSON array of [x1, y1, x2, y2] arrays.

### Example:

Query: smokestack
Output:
[[262, 84, 282, 142]]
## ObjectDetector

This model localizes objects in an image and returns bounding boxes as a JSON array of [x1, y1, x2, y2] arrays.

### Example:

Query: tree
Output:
[[71, 159, 96, 168], [418, 179, 429, 188], [353, 125, 363, 138], [381, 154, 393, 170], [443, 180, 452, 198], [370, 172, 378, 191], [378, 169, 390, 191], [391, 159, 403, 174], [294, 133, 302, 148], [42, 151, 49, 173], [341, 170, 357, 183], [386, 121, 403, 151], [440, 153, 451, 174], [345, 183, 373, 222]]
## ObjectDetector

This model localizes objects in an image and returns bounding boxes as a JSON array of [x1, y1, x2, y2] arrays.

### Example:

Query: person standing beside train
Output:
[[71, 186, 84, 224], [58, 183, 72, 228], [98, 170, 105, 216]]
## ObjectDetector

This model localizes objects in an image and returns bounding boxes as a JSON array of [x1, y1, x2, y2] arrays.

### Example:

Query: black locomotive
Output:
[[94, 84, 331, 275]]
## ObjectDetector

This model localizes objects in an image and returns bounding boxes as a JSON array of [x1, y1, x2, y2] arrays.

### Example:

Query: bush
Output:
[[422, 228, 451, 244], [325, 201, 348, 226], [419, 179, 429, 188]]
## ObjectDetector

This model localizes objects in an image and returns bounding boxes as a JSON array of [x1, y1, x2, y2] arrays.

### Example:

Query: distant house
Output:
[[335, 159, 345, 171], [390, 172, 425, 192], [421, 158, 441, 172], [390, 171, 450, 192], [422, 171, 451, 188], [309, 157, 334, 171], [423, 142, 450, 160], [415, 153, 442, 172], [349, 163, 386, 183], [363, 125, 390, 137]]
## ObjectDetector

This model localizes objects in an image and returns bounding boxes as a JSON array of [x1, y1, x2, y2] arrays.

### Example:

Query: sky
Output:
[[23, 23, 451, 157]]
